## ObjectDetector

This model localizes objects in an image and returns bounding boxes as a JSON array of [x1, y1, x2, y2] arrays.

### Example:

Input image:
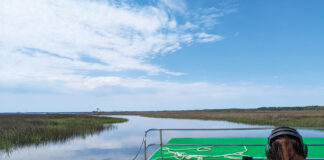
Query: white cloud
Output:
[[181, 22, 199, 30], [197, 3, 238, 28], [196, 32, 223, 43], [160, 0, 186, 13], [0, 0, 224, 89], [0, 0, 176, 73], [0, 0, 247, 112]]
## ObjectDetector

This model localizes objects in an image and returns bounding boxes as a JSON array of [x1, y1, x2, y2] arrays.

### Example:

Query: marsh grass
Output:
[[140, 110, 324, 127], [104, 106, 324, 127], [0, 114, 127, 152]]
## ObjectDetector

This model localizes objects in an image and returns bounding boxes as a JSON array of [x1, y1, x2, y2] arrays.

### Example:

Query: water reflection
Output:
[[1, 116, 323, 160], [0, 124, 117, 157]]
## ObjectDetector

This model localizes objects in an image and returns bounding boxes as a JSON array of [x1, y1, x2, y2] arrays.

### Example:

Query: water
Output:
[[1, 115, 323, 160]]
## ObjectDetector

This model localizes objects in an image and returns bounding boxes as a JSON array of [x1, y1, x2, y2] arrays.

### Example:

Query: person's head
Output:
[[266, 127, 307, 160]]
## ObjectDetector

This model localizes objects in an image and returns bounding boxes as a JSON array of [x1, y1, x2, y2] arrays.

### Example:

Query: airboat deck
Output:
[[143, 128, 324, 160], [149, 137, 324, 160]]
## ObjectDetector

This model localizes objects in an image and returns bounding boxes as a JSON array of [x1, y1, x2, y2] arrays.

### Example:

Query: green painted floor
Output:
[[149, 137, 324, 160]]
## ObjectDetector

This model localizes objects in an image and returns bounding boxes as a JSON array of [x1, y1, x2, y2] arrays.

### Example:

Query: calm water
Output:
[[1, 115, 323, 160]]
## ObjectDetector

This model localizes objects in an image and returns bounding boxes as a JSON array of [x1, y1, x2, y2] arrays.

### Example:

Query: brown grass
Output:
[[101, 106, 324, 127], [139, 110, 324, 127]]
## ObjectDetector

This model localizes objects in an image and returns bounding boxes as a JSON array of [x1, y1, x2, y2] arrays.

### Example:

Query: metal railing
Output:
[[143, 127, 324, 160]]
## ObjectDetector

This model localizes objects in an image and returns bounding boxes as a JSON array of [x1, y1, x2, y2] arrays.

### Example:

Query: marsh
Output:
[[1, 115, 323, 160]]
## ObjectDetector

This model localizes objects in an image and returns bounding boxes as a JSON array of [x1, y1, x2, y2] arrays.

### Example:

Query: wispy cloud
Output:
[[0, 0, 225, 89], [195, 1, 238, 28], [196, 32, 224, 43], [160, 0, 187, 13], [0, 0, 248, 111]]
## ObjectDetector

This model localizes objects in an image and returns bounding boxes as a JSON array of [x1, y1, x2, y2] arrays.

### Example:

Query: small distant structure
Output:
[[92, 107, 103, 113]]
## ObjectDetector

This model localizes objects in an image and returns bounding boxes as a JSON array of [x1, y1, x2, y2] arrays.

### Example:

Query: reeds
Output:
[[140, 110, 324, 127], [104, 106, 324, 127], [0, 114, 127, 152]]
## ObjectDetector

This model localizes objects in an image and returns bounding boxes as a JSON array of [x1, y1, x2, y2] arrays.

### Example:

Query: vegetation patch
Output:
[[0, 114, 127, 152], [104, 106, 324, 127]]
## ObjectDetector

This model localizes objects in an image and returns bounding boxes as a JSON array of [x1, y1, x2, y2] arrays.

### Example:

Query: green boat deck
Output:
[[149, 137, 324, 160]]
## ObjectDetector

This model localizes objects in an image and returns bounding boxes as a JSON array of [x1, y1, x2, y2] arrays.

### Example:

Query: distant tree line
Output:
[[256, 105, 324, 111]]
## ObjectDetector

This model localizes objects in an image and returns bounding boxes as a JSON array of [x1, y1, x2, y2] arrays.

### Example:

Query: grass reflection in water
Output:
[[0, 114, 127, 153]]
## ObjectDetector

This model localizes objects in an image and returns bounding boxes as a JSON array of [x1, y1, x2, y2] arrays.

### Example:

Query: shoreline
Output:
[[99, 106, 324, 127], [0, 114, 127, 152]]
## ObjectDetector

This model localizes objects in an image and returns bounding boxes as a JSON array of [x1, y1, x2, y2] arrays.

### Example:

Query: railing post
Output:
[[144, 131, 147, 160], [160, 129, 163, 160]]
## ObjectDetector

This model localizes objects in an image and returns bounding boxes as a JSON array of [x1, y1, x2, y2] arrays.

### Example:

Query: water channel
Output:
[[1, 115, 323, 160]]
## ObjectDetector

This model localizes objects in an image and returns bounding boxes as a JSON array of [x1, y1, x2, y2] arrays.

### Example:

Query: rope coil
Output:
[[153, 146, 249, 160]]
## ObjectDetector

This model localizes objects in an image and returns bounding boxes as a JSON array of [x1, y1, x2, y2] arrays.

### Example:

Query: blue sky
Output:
[[1, 0, 324, 112]]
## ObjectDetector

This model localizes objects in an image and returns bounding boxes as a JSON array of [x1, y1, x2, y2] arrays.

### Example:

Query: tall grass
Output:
[[103, 106, 324, 127], [0, 114, 127, 152], [139, 110, 324, 127]]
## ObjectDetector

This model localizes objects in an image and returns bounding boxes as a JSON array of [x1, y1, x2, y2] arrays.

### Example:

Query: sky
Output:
[[1, 0, 324, 112]]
